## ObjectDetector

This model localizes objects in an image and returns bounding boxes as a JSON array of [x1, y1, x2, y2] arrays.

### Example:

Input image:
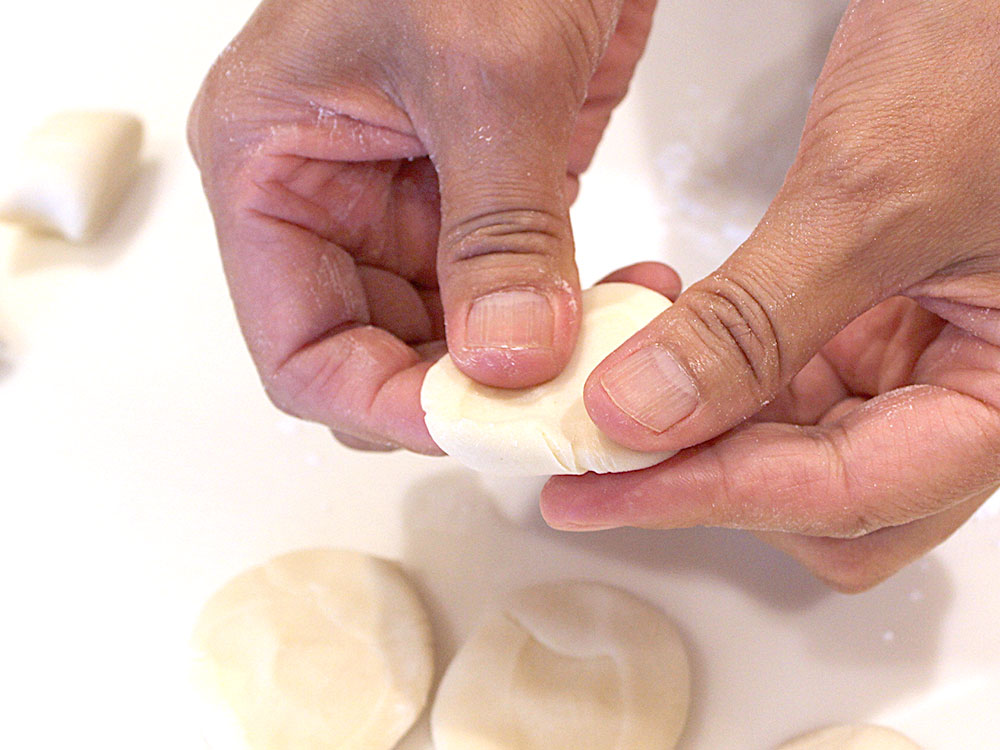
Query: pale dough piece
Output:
[[421, 282, 675, 475], [0, 110, 143, 242], [430, 581, 691, 750], [190, 548, 434, 750], [777, 725, 922, 750]]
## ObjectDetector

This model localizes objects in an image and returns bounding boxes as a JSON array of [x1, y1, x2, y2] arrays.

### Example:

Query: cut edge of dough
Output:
[[0, 110, 144, 242]]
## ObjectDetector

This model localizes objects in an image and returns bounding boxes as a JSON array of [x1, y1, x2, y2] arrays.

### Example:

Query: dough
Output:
[[430, 581, 690, 750], [421, 282, 675, 475], [0, 110, 143, 242], [777, 725, 922, 750], [190, 548, 434, 750]]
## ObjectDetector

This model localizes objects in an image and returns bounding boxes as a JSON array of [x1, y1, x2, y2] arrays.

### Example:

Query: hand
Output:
[[188, 0, 658, 452], [543, 0, 1000, 592]]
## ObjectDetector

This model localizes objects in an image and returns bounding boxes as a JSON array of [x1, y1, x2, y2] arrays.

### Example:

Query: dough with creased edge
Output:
[[421, 282, 675, 475], [776, 725, 922, 749], [190, 548, 434, 750], [430, 580, 691, 750], [0, 110, 143, 242]]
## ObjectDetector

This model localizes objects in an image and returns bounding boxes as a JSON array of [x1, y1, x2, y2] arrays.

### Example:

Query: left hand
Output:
[[188, 0, 660, 452], [541, 0, 1000, 592]]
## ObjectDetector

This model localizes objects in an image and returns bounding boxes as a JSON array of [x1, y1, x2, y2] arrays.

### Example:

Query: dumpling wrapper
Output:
[[190, 548, 434, 750], [777, 725, 922, 750], [421, 282, 675, 475], [431, 580, 691, 750]]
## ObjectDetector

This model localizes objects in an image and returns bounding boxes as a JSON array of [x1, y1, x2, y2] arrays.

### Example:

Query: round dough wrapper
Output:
[[777, 725, 922, 750], [431, 581, 691, 750], [190, 548, 434, 750], [421, 282, 676, 475]]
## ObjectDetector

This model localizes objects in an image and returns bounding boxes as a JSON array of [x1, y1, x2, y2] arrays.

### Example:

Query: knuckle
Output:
[[187, 67, 231, 171], [185, 72, 245, 178], [443, 206, 570, 265], [813, 428, 894, 540], [682, 274, 784, 397], [261, 339, 354, 423], [260, 365, 312, 419], [187, 37, 281, 176], [438, 204, 575, 297]]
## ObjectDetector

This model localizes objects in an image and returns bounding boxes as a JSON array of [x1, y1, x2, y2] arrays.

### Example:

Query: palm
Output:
[[758, 298, 948, 428]]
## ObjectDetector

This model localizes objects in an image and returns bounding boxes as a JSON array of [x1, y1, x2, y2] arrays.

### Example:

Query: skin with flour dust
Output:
[[189, 0, 1000, 590]]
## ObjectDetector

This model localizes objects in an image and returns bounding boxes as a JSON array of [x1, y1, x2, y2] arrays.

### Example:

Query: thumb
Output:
[[583, 189, 918, 452], [582, 0, 973, 453], [430, 108, 582, 389], [392, 0, 633, 388], [396, 5, 598, 391]]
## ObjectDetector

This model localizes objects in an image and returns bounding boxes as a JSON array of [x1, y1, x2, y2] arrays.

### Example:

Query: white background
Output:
[[1, 0, 997, 748]]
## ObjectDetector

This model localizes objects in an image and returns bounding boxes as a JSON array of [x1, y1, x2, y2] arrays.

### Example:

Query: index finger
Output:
[[541, 384, 1000, 537], [209, 173, 442, 454]]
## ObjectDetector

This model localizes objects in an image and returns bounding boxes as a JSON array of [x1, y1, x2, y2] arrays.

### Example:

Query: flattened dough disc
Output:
[[421, 283, 675, 475], [431, 581, 691, 750], [190, 548, 434, 750], [777, 724, 922, 749]]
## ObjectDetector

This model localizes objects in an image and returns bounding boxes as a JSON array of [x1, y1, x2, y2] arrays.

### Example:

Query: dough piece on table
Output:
[[777, 725, 922, 749], [190, 548, 434, 750], [431, 581, 691, 750], [421, 282, 675, 475], [0, 110, 143, 242]]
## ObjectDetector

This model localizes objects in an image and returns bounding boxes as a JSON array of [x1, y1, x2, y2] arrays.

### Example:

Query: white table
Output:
[[2, 1, 997, 747]]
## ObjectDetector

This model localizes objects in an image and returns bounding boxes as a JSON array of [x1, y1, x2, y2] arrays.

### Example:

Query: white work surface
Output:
[[2, 1, 997, 748]]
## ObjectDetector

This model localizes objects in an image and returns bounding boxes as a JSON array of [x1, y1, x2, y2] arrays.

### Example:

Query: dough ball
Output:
[[430, 581, 690, 750], [190, 548, 434, 750], [421, 282, 675, 475], [0, 110, 143, 242], [777, 725, 922, 749]]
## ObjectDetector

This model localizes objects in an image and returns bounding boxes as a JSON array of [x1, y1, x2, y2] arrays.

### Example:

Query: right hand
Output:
[[188, 0, 658, 451], [544, 0, 1000, 591]]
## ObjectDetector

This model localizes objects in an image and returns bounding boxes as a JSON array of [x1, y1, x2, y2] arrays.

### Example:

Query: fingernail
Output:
[[466, 290, 554, 350], [600, 345, 698, 433]]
